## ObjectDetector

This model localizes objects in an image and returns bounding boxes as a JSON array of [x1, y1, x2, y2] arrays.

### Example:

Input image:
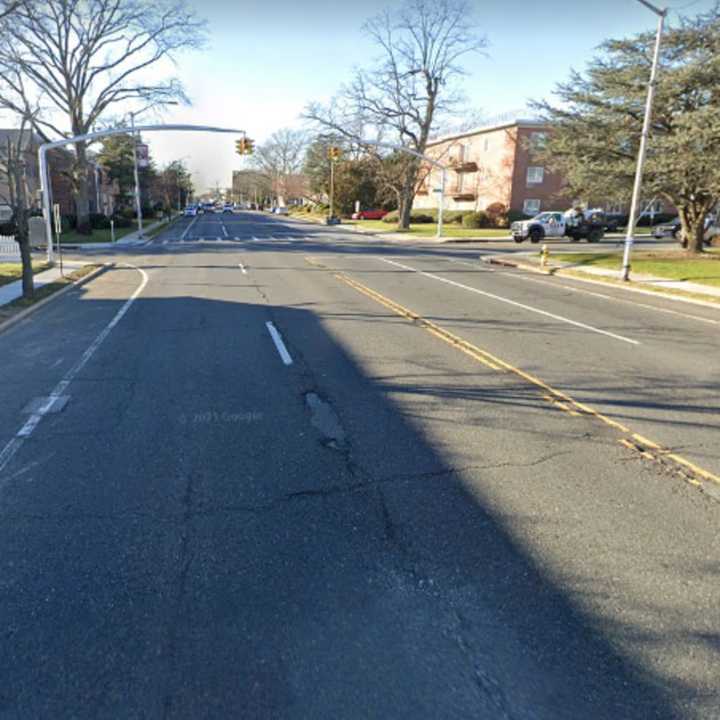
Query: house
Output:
[[413, 118, 570, 217]]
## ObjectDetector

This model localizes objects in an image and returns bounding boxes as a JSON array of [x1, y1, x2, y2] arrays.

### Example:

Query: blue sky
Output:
[[145, 0, 714, 191]]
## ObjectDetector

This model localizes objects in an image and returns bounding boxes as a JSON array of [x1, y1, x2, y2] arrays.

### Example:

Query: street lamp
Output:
[[621, 0, 667, 281], [129, 101, 179, 235]]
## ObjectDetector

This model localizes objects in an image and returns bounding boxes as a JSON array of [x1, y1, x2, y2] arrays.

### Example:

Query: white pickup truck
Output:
[[511, 209, 605, 244]]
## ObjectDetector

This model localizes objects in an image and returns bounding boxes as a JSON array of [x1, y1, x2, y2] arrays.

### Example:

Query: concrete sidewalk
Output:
[[0, 260, 89, 307], [484, 252, 720, 305]]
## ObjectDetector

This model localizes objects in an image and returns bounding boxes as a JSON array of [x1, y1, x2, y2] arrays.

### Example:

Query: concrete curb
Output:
[[0, 262, 111, 336], [482, 255, 720, 310]]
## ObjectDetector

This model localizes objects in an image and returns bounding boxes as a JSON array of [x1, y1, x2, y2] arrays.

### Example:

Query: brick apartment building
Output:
[[0, 128, 116, 219], [414, 118, 570, 217]]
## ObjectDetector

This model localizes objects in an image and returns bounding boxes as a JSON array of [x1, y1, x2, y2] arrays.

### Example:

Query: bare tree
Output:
[[252, 128, 308, 206], [0, 117, 36, 298], [305, 0, 485, 228], [0, 0, 206, 233]]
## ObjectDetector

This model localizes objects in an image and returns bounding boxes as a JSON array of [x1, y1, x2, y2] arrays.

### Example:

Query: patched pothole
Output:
[[304, 392, 347, 450]]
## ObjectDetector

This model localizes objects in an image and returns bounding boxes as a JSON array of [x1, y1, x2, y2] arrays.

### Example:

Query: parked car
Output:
[[184, 205, 197, 217], [351, 209, 388, 220], [222, 203, 234, 214], [273, 206, 289, 215], [653, 216, 719, 246]]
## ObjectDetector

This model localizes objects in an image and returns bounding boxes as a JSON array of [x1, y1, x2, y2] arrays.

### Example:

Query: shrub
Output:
[[462, 211, 490, 229], [61, 214, 77, 231], [381, 209, 433, 224], [485, 202, 508, 227], [89, 213, 111, 230], [120, 206, 135, 220], [506, 209, 530, 225], [110, 215, 132, 228]]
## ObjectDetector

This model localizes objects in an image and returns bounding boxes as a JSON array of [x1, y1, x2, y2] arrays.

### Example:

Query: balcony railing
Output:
[[451, 161, 478, 173]]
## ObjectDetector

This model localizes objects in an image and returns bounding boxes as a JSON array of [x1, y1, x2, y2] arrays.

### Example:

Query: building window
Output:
[[526, 166, 544, 184], [530, 132, 547, 150], [523, 199, 541, 215]]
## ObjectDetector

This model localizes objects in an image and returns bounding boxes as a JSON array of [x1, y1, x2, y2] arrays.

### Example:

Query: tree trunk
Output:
[[397, 161, 419, 230], [17, 235, 34, 299], [74, 140, 91, 235], [678, 204, 707, 254]]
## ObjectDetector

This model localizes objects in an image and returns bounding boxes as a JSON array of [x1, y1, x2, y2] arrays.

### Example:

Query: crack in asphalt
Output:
[[0, 452, 571, 524]]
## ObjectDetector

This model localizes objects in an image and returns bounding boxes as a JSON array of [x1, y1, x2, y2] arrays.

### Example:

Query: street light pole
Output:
[[621, 0, 667, 281], [130, 111, 144, 235]]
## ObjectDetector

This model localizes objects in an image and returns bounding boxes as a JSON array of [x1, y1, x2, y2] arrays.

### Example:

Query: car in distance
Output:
[[273, 206, 289, 215], [351, 209, 388, 220], [653, 215, 720, 246], [222, 203, 234, 213], [184, 205, 197, 217]]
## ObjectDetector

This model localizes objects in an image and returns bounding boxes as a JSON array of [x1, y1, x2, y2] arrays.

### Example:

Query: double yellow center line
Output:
[[306, 256, 720, 496]]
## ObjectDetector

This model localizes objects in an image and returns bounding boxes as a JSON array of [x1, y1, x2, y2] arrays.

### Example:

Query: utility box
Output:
[[29, 217, 48, 248]]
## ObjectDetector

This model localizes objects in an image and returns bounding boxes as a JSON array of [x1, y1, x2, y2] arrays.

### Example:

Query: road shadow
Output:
[[0, 280, 711, 718]]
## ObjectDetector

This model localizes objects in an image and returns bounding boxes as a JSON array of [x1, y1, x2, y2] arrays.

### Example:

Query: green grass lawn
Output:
[[0, 261, 50, 287], [58, 225, 135, 244], [553, 250, 720, 287], [344, 219, 510, 238]]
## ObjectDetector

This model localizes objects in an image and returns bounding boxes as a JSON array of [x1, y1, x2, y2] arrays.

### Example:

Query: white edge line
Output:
[[0, 263, 149, 475], [380, 257, 640, 346], [180, 214, 199, 240], [487, 265, 720, 327], [265, 321, 293, 365]]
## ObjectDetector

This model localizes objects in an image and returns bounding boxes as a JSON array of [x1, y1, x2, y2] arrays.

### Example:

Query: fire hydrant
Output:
[[540, 244, 549, 268]]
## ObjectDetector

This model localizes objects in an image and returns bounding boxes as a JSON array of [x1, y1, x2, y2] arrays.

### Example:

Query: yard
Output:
[[344, 219, 510, 238], [553, 250, 720, 287], [58, 226, 134, 244], [0, 261, 50, 287]]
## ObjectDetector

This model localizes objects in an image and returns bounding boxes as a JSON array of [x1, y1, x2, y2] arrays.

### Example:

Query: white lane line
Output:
[[265, 321, 293, 365], [448, 258, 720, 327], [379, 257, 640, 346], [180, 215, 199, 240], [238, 263, 247, 274], [0, 264, 149, 476], [221, 223, 228, 237], [501, 268, 720, 327]]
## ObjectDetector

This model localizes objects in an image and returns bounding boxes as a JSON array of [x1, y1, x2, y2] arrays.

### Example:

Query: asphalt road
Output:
[[0, 211, 718, 718]]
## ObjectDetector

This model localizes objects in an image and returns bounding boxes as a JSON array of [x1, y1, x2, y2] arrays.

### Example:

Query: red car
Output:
[[352, 209, 388, 220]]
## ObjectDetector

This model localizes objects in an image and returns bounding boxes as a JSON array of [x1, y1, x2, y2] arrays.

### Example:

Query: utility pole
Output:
[[129, 111, 143, 235], [621, 0, 667, 281]]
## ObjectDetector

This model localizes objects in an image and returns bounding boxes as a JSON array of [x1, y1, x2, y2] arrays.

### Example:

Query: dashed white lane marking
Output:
[[180, 215, 199, 240], [0, 264, 150, 477], [379, 257, 640, 346], [221, 224, 228, 237], [265, 321, 293, 365], [448, 258, 720, 327], [238, 263, 247, 274]]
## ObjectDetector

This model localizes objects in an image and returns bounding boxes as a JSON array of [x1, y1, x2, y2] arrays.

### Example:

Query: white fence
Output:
[[0, 236, 20, 261]]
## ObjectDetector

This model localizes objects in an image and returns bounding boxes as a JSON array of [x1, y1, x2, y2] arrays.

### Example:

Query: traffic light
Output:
[[235, 137, 255, 155], [328, 146, 342, 161]]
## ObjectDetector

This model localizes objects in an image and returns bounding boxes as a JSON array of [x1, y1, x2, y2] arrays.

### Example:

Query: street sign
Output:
[[53, 203, 61, 236], [136, 143, 150, 168]]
